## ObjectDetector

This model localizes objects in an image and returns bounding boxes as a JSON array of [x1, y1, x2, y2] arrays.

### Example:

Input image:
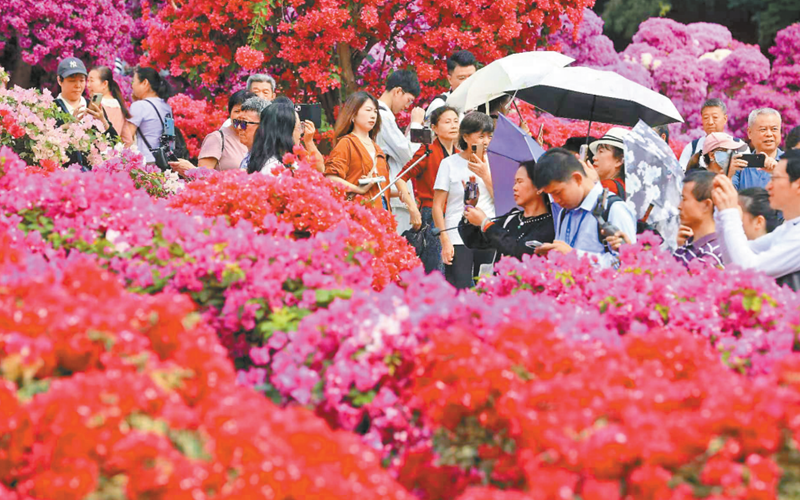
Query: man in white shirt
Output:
[[425, 50, 477, 122], [377, 69, 425, 234], [679, 98, 747, 169], [712, 149, 800, 290]]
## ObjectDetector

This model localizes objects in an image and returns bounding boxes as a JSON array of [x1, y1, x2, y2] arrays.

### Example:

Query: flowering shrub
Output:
[[93, 146, 184, 197], [549, 12, 800, 145], [0, 84, 120, 167], [0, 226, 414, 499], [141, 0, 596, 105], [168, 158, 419, 289], [167, 93, 228, 159], [0, 0, 136, 71]]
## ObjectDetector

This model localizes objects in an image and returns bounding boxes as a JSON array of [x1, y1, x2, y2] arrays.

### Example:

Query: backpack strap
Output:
[[595, 189, 625, 253], [612, 179, 626, 200], [691, 137, 701, 155], [219, 129, 226, 155], [136, 98, 166, 150]]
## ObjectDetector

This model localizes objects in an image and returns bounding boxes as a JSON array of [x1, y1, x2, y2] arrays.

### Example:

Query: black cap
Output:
[[57, 57, 88, 79]]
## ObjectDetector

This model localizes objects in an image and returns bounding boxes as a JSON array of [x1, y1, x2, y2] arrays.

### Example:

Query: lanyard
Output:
[[563, 210, 588, 248]]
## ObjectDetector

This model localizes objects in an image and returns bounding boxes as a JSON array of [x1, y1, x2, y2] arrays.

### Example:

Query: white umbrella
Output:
[[513, 66, 684, 127], [446, 51, 574, 113]]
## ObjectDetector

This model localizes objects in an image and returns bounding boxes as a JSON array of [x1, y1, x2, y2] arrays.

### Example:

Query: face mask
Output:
[[713, 150, 732, 170]]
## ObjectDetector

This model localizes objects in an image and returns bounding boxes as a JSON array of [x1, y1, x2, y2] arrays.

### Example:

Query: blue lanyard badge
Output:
[[563, 210, 588, 248]]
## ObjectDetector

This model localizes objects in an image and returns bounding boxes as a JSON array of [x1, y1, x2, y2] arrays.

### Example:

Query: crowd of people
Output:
[[47, 52, 800, 292]]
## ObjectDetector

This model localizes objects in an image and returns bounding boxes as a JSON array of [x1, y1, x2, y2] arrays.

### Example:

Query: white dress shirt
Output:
[[715, 208, 800, 279]]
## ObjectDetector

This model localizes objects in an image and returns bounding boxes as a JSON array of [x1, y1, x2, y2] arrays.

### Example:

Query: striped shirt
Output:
[[673, 232, 724, 268]]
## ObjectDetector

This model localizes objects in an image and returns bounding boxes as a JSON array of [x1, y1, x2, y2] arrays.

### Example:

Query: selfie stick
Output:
[[369, 143, 432, 203]]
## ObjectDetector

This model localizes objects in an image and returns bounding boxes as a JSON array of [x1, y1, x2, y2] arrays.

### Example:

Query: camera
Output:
[[296, 103, 322, 129], [410, 127, 434, 145], [464, 176, 479, 206], [150, 134, 178, 171]]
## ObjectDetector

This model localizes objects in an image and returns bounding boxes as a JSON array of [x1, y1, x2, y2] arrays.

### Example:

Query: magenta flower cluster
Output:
[[549, 11, 800, 144]]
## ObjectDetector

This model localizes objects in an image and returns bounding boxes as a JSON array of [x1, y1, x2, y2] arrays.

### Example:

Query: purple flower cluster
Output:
[[549, 11, 800, 144]]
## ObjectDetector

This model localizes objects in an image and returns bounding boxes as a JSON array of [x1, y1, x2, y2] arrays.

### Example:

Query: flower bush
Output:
[[0, 83, 120, 167], [548, 12, 800, 145], [167, 93, 228, 159], [0, 223, 414, 499], [0, 0, 136, 72]]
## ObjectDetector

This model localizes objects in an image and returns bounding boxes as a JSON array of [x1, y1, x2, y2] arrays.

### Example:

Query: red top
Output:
[[400, 139, 453, 209]]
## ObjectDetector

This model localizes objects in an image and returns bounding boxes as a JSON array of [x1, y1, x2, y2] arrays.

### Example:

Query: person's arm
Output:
[[395, 178, 421, 229], [301, 120, 325, 172], [715, 209, 800, 277], [324, 141, 370, 194], [678, 142, 693, 169], [432, 190, 453, 265], [123, 102, 145, 148], [483, 218, 538, 258], [377, 108, 420, 177]]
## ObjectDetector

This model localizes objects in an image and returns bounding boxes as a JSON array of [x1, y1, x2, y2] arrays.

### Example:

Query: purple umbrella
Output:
[[488, 114, 546, 215]]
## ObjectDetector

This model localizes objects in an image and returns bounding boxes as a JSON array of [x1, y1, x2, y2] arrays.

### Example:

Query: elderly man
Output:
[[679, 99, 746, 169], [731, 108, 783, 190], [246, 74, 277, 101], [713, 150, 800, 290]]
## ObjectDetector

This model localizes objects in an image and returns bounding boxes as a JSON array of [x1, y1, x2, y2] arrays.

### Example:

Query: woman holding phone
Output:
[[325, 91, 417, 214], [432, 111, 495, 289], [87, 66, 130, 138]]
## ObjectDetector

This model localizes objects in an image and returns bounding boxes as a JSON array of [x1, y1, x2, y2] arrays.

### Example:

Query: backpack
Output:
[[138, 99, 190, 160], [559, 189, 625, 253]]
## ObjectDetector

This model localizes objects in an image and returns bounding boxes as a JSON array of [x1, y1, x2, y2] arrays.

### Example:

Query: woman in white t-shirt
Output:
[[433, 111, 496, 289], [242, 98, 323, 174]]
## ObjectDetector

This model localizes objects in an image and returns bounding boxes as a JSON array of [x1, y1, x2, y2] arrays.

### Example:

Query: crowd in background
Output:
[[49, 51, 800, 292]]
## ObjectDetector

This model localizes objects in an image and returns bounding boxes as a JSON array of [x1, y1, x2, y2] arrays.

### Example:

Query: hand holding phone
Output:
[[92, 93, 103, 105], [579, 144, 588, 162], [739, 153, 766, 169]]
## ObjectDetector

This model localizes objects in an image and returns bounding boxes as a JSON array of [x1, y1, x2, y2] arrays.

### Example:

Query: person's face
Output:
[[679, 181, 712, 229], [354, 100, 378, 133], [236, 110, 261, 148], [229, 104, 243, 121], [391, 88, 415, 114], [131, 73, 148, 100], [292, 112, 303, 145], [766, 159, 799, 212], [86, 70, 107, 95], [431, 110, 459, 142], [542, 174, 585, 210], [706, 147, 731, 175], [513, 166, 537, 207], [592, 144, 623, 181], [448, 65, 476, 91], [748, 114, 782, 155], [250, 81, 274, 101], [739, 203, 767, 240], [701, 106, 727, 135], [59, 74, 87, 101], [462, 130, 493, 154]]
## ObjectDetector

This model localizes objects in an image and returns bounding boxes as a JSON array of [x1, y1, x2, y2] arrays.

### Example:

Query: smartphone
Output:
[[739, 153, 766, 169], [525, 240, 543, 248], [91, 93, 103, 105], [579, 144, 588, 162], [295, 103, 322, 130], [410, 127, 434, 145], [463, 175, 479, 206]]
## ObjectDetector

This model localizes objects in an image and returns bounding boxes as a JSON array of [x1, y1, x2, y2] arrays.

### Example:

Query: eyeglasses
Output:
[[769, 174, 789, 182], [232, 119, 259, 130]]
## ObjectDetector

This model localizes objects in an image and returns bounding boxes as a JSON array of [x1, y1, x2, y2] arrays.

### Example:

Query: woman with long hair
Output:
[[243, 100, 323, 174], [325, 91, 417, 214], [87, 66, 130, 136], [123, 66, 174, 165]]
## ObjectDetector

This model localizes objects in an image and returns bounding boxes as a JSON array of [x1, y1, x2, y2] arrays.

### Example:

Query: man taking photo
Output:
[[376, 69, 425, 234], [713, 150, 800, 290]]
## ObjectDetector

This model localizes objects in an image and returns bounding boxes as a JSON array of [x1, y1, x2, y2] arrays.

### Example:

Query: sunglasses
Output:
[[232, 119, 259, 130]]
